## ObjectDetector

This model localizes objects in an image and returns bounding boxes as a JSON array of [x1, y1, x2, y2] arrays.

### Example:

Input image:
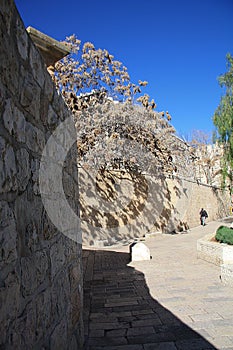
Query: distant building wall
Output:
[[0, 1, 83, 348], [164, 177, 229, 231], [193, 143, 224, 187]]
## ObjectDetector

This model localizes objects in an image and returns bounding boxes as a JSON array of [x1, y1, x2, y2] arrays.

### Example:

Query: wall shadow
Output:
[[83, 249, 217, 350], [79, 168, 190, 247]]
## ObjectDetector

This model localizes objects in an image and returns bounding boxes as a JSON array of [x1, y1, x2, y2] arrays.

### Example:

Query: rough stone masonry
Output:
[[0, 0, 83, 348]]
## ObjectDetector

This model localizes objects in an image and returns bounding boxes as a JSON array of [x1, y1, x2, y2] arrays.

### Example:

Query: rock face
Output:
[[0, 1, 83, 348]]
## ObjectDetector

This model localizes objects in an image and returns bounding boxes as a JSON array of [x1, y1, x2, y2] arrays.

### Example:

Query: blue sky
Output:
[[15, 0, 233, 139]]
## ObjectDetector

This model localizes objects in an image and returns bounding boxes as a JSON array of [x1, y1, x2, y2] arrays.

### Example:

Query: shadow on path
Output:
[[83, 249, 216, 350]]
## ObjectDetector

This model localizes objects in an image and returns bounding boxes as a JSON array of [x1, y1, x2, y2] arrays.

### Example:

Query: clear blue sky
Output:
[[15, 0, 233, 139]]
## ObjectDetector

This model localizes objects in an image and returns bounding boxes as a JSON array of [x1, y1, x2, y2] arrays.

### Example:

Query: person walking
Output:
[[200, 208, 208, 226]]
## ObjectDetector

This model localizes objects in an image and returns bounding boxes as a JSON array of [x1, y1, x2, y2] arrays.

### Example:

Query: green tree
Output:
[[213, 53, 233, 185]]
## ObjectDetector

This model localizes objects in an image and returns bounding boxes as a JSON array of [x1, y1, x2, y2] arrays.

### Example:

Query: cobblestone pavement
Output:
[[83, 220, 233, 350]]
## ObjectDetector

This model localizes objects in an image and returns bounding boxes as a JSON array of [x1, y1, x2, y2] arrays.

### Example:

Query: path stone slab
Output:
[[83, 220, 233, 350], [143, 342, 177, 350]]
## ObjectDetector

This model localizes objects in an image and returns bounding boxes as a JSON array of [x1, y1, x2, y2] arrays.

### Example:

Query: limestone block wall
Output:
[[80, 169, 230, 247], [164, 177, 230, 232], [197, 233, 233, 266], [0, 1, 83, 348]]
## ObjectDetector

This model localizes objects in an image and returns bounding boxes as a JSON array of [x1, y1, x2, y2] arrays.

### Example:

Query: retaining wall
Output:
[[81, 170, 230, 247], [0, 1, 83, 348]]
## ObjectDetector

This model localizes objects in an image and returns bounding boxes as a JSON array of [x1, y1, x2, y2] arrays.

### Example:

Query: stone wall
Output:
[[81, 169, 230, 247], [0, 1, 83, 348], [164, 177, 229, 231], [197, 233, 233, 266]]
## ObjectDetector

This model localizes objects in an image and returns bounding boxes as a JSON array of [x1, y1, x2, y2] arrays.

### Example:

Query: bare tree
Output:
[[48, 35, 184, 172], [189, 130, 222, 185]]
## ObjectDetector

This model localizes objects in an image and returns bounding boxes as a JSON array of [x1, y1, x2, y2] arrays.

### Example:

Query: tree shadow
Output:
[[78, 167, 192, 247], [83, 249, 217, 350], [79, 168, 174, 247]]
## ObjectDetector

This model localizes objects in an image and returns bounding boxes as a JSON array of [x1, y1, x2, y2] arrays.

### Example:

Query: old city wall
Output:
[[80, 169, 230, 247], [164, 177, 229, 230], [0, 1, 83, 348]]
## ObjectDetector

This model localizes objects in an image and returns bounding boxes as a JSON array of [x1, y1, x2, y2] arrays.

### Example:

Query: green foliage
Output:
[[215, 225, 233, 245], [213, 53, 233, 185]]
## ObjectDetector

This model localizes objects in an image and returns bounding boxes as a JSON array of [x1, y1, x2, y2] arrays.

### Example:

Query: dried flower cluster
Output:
[[52, 35, 155, 108], [51, 35, 195, 178]]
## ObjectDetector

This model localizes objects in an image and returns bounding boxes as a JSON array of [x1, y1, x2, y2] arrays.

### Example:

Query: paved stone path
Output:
[[83, 220, 233, 350]]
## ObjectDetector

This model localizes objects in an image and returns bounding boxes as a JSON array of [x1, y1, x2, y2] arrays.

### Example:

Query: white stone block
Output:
[[131, 242, 151, 261], [221, 264, 233, 287], [223, 246, 233, 264], [197, 234, 233, 266]]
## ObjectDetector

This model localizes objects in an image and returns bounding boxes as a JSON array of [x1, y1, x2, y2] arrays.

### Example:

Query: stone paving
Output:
[[83, 219, 233, 350]]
